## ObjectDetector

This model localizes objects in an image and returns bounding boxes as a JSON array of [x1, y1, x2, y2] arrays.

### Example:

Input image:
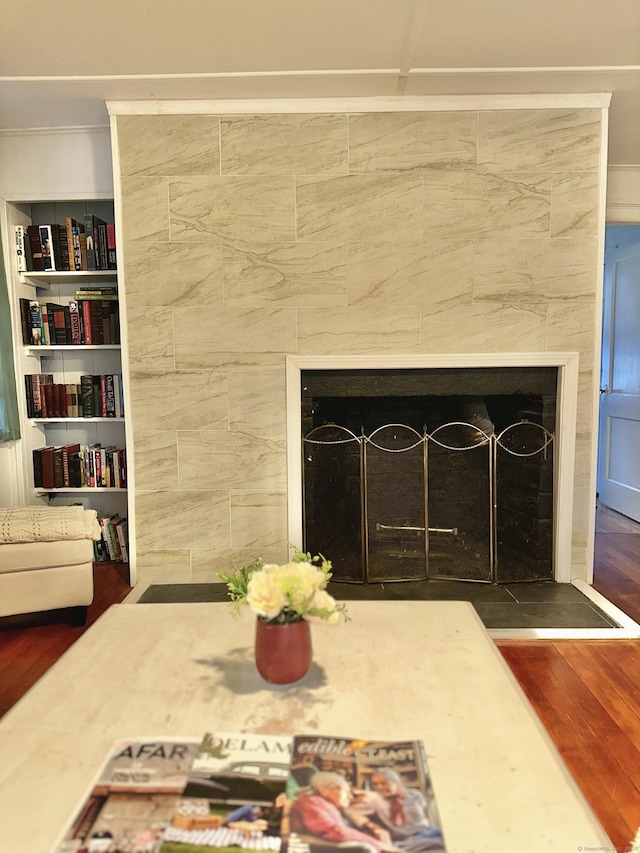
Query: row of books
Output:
[[33, 442, 127, 490], [54, 732, 446, 853], [25, 373, 125, 419], [15, 216, 117, 272], [95, 514, 128, 563], [19, 291, 120, 346]]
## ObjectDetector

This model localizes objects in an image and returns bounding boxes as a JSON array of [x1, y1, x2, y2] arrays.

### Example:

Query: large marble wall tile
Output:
[[173, 306, 297, 369], [169, 176, 295, 242], [228, 369, 286, 440], [178, 431, 286, 491], [117, 115, 220, 178], [349, 112, 477, 172], [192, 547, 286, 582], [135, 490, 230, 551], [122, 241, 223, 307], [423, 172, 551, 238], [478, 109, 601, 172], [134, 431, 179, 492], [547, 303, 596, 369], [296, 174, 423, 242], [136, 550, 192, 584], [348, 240, 473, 307], [127, 307, 175, 370], [420, 304, 547, 352], [576, 371, 596, 432], [120, 177, 170, 242], [230, 492, 288, 549], [223, 242, 348, 306], [473, 238, 598, 302], [573, 430, 595, 489], [550, 172, 600, 238], [298, 305, 421, 354], [129, 370, 228, 431], [221, 114, 348, 175]]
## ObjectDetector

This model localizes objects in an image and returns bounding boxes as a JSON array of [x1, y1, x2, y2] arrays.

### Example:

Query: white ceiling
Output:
[[1, 0, 639, 164]]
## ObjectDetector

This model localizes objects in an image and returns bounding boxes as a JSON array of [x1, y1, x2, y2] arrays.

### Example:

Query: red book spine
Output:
[[81, 300, 93, 344]]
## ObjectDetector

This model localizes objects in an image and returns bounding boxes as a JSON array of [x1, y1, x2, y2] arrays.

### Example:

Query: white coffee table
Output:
[[0, 601, 611, 852]]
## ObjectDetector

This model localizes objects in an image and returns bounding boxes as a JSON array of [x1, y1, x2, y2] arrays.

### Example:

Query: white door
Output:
[[597, 234, 640, 521]]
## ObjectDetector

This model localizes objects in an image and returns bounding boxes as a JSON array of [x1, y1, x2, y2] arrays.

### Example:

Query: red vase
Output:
[[254, 618, 312, 684]]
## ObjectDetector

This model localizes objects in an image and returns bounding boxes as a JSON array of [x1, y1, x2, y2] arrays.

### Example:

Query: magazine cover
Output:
[[282, 735, 447, 853], [53, 736, 202, 853], [160, 731, 293, 853]]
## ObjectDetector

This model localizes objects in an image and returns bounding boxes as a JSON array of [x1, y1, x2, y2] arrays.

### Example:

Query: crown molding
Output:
[[107, 92, 611, 116]]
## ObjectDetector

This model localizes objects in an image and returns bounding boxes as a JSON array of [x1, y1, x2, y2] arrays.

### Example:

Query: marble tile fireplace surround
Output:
[[112, 98, 605, 587]]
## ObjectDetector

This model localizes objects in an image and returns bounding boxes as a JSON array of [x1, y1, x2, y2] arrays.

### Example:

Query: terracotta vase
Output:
[[254, 618, 312, 684]]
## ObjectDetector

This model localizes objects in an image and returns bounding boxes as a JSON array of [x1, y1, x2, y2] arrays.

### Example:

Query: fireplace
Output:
[[286, 355, 579, 585]]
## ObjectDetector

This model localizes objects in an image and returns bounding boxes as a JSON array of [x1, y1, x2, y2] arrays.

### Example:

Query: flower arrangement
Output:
[[220, 547, 348, 626]]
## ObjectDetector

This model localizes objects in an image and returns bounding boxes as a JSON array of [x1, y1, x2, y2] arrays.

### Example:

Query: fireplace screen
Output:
[[300, 368, 556, 585]]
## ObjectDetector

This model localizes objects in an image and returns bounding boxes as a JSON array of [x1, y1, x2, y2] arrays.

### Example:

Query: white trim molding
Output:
[[107, 93, 611, 116]]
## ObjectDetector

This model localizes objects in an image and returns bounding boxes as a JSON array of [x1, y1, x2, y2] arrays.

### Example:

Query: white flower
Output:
[[221, 547, 347, 625], [246, 570, 287, 620], [304, 589, 341, 625]]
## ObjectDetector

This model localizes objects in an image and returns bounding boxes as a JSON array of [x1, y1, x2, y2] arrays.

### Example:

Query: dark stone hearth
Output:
[[135, 581, 620, 630]]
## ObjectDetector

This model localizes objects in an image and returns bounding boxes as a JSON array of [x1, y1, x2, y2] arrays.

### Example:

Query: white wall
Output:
[[0, 127, 112, 201], [606, 166, 640, 223]]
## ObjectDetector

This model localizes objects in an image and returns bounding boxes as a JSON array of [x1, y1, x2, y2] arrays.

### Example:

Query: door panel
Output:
[[598, 238, 640, 521]]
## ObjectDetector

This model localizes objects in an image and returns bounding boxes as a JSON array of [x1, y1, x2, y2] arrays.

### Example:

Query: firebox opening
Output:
[[301, 367, 557, 586]]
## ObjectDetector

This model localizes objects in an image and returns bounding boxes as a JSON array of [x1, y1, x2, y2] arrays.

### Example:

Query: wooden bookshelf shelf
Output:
[[21, 270, 117, 287]]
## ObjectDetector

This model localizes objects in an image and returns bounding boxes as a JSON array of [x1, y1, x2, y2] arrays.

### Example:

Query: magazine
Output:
[[53, 736, 202, 853], [51, 734, 446, 853], [159, 731, 293, 853], [282, 735, 447, 853]]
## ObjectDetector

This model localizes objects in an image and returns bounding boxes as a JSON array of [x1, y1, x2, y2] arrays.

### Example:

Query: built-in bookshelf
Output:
[[6, 199, 132, 570]]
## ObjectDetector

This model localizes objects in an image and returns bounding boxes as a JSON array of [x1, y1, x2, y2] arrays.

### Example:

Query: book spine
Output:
[[52, 447, 64, 488], [28, 301, 43, 346], [114, 519, 129, 562], [81, 300, 93, 344], [38, 225, 55, 271], [50, 224, 64, 270], [40, 303, 51, 346], [69, 301, 81, 345], [65, 218, 76, 271], [26, 225, 44, 271], [68, 451, 83, 487], [84, 214, 97, 270], [57, 223, 71, 271], [99, 375, 107, 417], [105, 374, 116, 417], [19, 298, 31, 344], [40, 448, 55, 489], [78, 228, 88, 271], [98, 223, 108, 270], [14, 226, 27, 271], [24, 375, 34, 418], [52, 305, 68, 345], [119, 447, 127, 487], [80, 375, 94, 417], [32, 448, 43, 488], [106, 223, 117, 269]]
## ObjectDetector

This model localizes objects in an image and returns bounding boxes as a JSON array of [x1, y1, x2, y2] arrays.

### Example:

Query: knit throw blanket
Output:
[[0, 506, 101, 544]]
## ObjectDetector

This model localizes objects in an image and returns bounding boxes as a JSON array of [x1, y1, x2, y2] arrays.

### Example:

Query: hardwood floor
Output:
[[1, 508, 639, 846], [497, 505, 640, 850], [0, 560, 131, 717]]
